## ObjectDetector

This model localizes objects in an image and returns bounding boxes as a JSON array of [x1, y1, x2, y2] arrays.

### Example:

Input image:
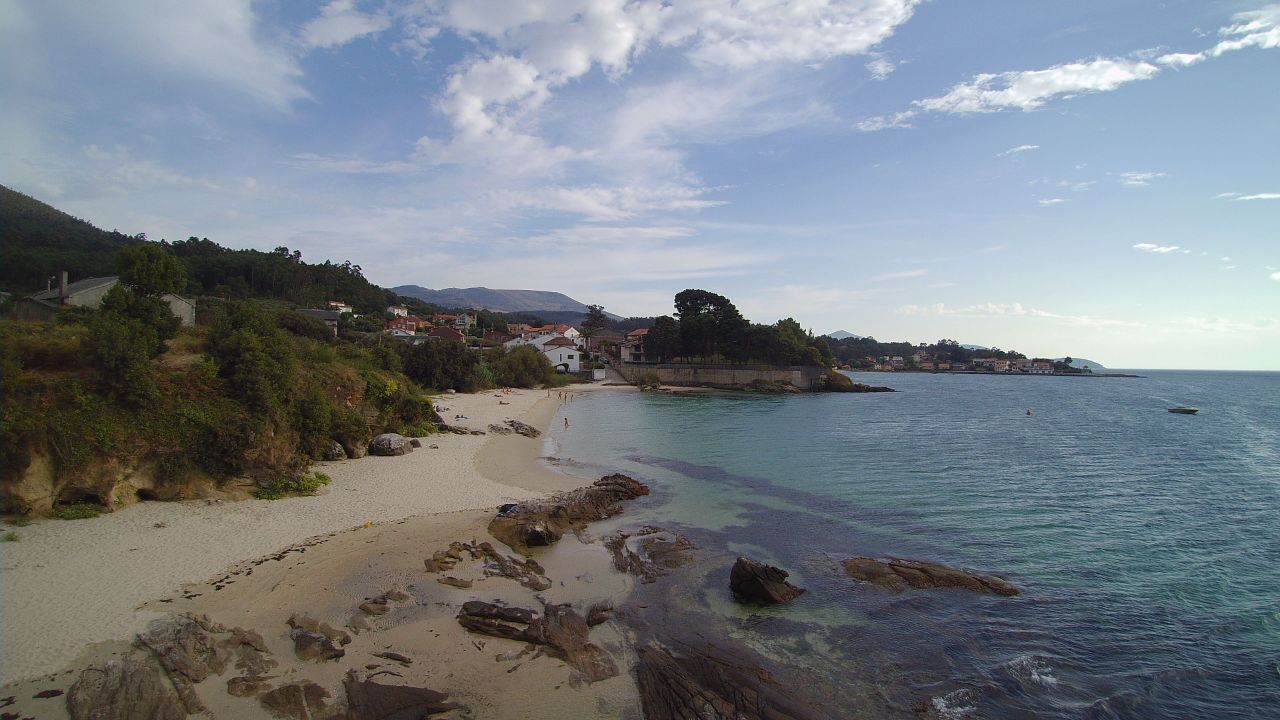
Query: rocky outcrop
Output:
[[605, 527, 695, 583], [343, 671, 463, 719], [820, 369, 895, 393], [841, 557, 1019, 596], [504, 420, 541, 438], [368, 433, 413, 456], [68, 614, 277, 720], [457, 601, 618, 682], [729, 557, 806, 605], [259, 681, 333, 720], [322, 440, 347, 461], [488, 474, 649, 551], [422, 540, 551, 591], [635, 643, 824, 720]]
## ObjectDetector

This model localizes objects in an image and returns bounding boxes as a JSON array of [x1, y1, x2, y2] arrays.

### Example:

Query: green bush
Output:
[[2, 531, 17, 542], [256, 471, 332, 500], [83, 313, 159, 405], [55, 503, 101, 520]]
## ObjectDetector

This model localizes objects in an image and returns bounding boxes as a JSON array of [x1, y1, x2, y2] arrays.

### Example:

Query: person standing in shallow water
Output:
[[564, 417, 569, 429]]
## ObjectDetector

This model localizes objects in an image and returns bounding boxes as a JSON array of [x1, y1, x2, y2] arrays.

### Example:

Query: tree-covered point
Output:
[[638, 289, 834, 367], [827, 336, 1027, 367]]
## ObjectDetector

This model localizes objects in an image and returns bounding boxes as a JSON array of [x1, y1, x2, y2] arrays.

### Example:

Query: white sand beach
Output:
[[0, 387, 594, 687]]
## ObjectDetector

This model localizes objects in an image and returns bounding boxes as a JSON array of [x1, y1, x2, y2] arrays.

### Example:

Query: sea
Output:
[[546, 370, 1280, 719]]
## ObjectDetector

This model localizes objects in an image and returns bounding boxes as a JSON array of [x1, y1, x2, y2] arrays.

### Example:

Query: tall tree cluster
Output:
[[640, 289, 833, 367]]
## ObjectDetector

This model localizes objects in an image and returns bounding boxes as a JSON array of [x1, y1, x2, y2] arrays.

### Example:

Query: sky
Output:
[[2, 1, 1278, 370]]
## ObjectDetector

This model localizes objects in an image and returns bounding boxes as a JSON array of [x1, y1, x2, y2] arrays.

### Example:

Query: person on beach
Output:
[[564, 417, 569, 429]]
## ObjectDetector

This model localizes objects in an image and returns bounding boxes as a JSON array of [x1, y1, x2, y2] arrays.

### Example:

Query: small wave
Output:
[[1005, 654, 1059, 687], [931, 688, 977, 717]]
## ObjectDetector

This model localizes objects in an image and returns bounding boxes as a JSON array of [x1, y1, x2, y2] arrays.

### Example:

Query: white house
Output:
[[387, 304, 409, 317], [542, 337, 580, 373], [328, 300, 354, 315]]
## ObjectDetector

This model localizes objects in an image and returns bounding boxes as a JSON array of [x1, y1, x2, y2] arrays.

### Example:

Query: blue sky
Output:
[[2, 1, 1278, 369]]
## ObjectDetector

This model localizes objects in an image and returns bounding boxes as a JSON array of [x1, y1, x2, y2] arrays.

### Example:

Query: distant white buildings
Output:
[[503, 324, 585, 372]]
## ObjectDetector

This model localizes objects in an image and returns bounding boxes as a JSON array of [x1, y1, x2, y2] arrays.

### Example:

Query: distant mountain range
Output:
[[392, 285, 621, 321], [825, 330, 864, 340]]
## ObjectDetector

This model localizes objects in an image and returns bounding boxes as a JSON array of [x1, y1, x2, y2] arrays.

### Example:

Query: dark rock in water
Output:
[[729, 557, 806, 605], [635, 643, 824, 720], [841, 556, 1019, 596], [457, 601, 618, 682], [344, 670, 463, 719], [67, 655, 185, 720], [322, 440, 347, 461], [369, 433, 413, 456], [488, 474, 649, 552], [605, 526, 695, 583], [259, 681, 331, 720]]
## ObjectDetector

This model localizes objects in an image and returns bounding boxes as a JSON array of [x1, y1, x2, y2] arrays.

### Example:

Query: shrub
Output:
[[256, 470, 332, 500], [55, 503, 102, 520], [83, 313, 159, 405], [2, 531, 17, 542]]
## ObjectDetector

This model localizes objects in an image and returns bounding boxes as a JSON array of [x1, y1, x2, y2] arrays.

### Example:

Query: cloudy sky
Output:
[[3, 1, 1278, 369]]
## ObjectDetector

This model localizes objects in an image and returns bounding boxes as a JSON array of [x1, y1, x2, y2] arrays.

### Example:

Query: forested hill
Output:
[[392, 285, 617, 318], [0, 185, 138, 292], [0, 185, 396, 312]]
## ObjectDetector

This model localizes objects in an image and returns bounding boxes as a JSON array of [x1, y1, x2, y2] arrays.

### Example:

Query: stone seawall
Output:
[[615, 363, 825, 391]]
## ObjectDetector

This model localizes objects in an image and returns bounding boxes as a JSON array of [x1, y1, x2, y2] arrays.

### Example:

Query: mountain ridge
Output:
[[392, 285, 619, 318]]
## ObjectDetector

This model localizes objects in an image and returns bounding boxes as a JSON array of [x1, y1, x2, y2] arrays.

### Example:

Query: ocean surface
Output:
[[547, 370, 1280, 718]]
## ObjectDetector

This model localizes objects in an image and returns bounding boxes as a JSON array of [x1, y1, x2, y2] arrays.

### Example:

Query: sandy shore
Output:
[[0, 386, 593, 687]]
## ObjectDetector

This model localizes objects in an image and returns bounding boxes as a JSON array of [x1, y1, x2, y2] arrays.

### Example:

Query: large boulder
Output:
[[322, 440, 347, 461], [488, 474, 649, 552], [729, 557, 806, 605], [368, 433, 413, 456], [841, 556, 1019, 596], [67, 655, 186, 720]]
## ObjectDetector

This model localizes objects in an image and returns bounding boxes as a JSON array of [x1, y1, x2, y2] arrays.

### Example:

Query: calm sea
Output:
[[548, 370, 1280, 718]]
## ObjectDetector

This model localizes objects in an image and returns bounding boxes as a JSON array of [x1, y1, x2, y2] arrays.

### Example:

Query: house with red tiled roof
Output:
[[425, 326, 465, 342]]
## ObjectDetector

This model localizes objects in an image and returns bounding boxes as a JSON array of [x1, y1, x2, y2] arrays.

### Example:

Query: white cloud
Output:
[[861, 5, 1280, 131], [1133, 243, 1181, 254], [1236, 192, 1280, 201], [1039, 198, 1067, 206], [873, 268, 928, 281], [866, 56, 896, 80], [997, 144, 1039, 157], [299, 0, 391, 49], [1119, 171, 1166, 187], [897, 302, 1140, 328], [1272, 271, 1280, 282]]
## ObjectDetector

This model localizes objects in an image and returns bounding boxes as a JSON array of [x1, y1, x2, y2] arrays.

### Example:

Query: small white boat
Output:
[[1168, 406, 1198, 415]]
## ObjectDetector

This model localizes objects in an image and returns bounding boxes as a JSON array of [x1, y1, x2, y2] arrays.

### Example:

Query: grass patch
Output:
[[2, 531, 18, 542], [55, 503, 102, 520], [256, 470, 332, 500], [4, 516, 33, 527]]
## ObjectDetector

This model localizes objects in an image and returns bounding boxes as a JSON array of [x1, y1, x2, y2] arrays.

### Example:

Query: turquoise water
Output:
[[549, 371, 1280, 718]]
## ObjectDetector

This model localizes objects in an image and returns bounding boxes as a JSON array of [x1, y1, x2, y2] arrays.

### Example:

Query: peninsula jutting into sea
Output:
[[5, 2, 1279, 718]]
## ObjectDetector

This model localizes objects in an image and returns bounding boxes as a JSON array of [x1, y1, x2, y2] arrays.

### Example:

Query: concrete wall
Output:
[[616, 362, 824, 391]]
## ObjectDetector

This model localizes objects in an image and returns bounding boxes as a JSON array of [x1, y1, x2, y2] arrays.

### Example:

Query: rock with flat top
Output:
[[841, 556, 1019, 596], [729, 557, 806, 605], [488, 474, 649, 552], [457, 601, 618, 682]]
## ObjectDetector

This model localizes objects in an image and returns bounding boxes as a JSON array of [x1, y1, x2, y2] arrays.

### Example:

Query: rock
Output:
[[635, 643, 824, 720], [372, 651, 413, 665], [134, 613, 230, 713], [343, 671, 463, 719], [729, 557, 806, 605], [322, 440, 347, 461], [409, 438, 422, 448], [338, 438, 367, 460], [488, 474, 649, 552], [290, 629, 345, 662], [34, 689, 63, 699], [227, 676, 272, 697], [504, 420, 541, 438], [369, 433, 413, 456], [487, 424, 514, 435], [456, 601, 618, 682], [841, 557, 1019, 596], [287, 614, 348, 662], [259, 681, 332, 720], [437, 576, 472, 589], [585, 601, 613, 627], [605, 527, 695, 583], [67, 655, 185, 720]]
